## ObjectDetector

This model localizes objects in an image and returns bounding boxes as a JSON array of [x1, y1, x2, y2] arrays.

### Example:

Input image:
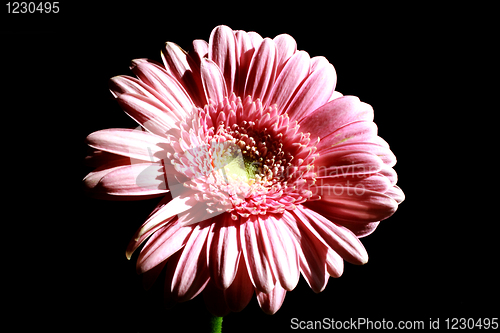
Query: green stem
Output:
[[209, 314, 223, 333]]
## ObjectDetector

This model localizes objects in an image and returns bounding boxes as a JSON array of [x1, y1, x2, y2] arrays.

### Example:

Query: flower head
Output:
[[84, 25, 404, 315]]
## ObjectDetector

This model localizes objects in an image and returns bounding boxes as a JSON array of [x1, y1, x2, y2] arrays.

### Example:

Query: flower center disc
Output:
[[170, 94, 319, 219]]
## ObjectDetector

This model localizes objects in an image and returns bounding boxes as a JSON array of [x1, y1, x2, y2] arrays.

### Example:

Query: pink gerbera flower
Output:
[[84, 25, 404, 316]]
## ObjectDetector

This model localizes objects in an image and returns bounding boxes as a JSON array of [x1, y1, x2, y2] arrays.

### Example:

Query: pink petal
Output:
[[273, 34, 297, 74], [135, 218, 193, 273], [379, 165, 398, 186], [298, 96, 374, 140], [267, 51, 310, 112], [315, 173, 391, 194], [306, 187, 398, 224], [258, 215, 300, 291], [207, 213, 241, 289], [126, 218, 175, 260], [240, 215, 276, 293], [209, 25, 237, 94], [125, 195, 182, 259], [285, 62, 336, 122], [94, 162, 168, 197], [202, 279, 231, 316], [256, 281, 287, 315], [130, 59, 195, 118], [171, 222, 211, 302], [116, 93, 180, 137], [85, 148, 127, 167], [299, 252, 329, 293], [314, 150, 384, 178], [83, 159, 167, 202], [161, 42, 206, 107], [310, 56, 329, 71], [161, 42, 190, 77], [134, 191, 198, 240], [295, 206, 369, 265], [328, 91, 344, 102], [86, 128, 169, 162], [109, 75, 165, 104], [142, 259, 167, 290], [385, 185, 405, 204], [337, 221, 380, 238], [247, 31, 263, 49], [234, 30, 255, 96], [326, 249, 343, 278], [224, 255, 254, 312], [282, 211, 329, 293], [163, 250, 181, 308], [190, 39, 209, 67], [244, 38, 277, 103], [200, 58, 227, 106], [318, 141, 396, 167], [316, 120, 378, 151], [83, 158, 129, 192]]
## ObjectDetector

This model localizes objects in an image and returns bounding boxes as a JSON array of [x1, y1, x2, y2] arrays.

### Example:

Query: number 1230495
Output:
[[6, 2, 59, 14]]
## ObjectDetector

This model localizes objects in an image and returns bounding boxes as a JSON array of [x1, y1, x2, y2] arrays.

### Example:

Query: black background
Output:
[[2, 2, 496, 332]]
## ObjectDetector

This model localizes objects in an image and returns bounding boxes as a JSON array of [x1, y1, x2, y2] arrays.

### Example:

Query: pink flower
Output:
[[84, 25, 404, 316]]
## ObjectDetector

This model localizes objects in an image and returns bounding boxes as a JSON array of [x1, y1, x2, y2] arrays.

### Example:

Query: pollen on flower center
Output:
[[170, 93, 320, 218], [243, 156, 260, 180]]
